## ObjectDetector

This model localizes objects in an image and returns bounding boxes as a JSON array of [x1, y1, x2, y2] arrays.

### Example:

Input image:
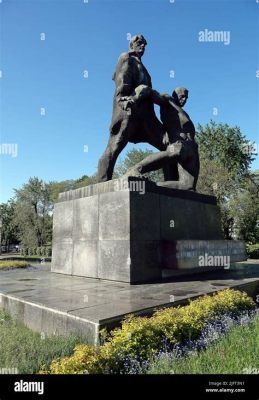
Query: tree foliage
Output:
[[48, 175, 98, 203], [14, 177, 53, 248], [0, 200, 20, 250], [1, 174, 99, 248], [196, 120, 255, 177], [227, 173, 259, 242], [196, 121, 258, 241]]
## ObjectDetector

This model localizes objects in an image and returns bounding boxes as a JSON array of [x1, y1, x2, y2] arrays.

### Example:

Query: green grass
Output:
[[0, 309, 82, 374], [19, 256, 51, 261], [148, 317, 259, 374], [0, 260, 30, 269]]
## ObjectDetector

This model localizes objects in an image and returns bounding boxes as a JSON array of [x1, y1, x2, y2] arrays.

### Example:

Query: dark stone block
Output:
[[51, 179, 246, 283]]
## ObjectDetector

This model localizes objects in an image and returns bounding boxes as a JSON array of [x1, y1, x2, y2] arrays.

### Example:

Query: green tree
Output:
[[196, 120, 255, 177], [48, 179, 75, 203], [48, 175, 98, 203], [14, 177, 53, 248], [196, 121, 257, 240], [74, 174, 98, 189], [227, 172, 259, 242], [0, 200, 20, 251]]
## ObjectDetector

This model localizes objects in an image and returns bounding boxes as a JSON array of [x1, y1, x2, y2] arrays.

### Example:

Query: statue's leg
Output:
[[176, 143, 200, 190], [157, 172, 195, 190], [123, 145, 180, 178], [138, 151, 172, 174], [128, 85, 178, 181], [157, 142, 200, 191], [157, 166, 195, 190], [97, 120, 130, 182], [141, 115, 177, 181]]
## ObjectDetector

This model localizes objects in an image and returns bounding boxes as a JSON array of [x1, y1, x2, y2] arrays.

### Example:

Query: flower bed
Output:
[[41, 289, 256, 374]]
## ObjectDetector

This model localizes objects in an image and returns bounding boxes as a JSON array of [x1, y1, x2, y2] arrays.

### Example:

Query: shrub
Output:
[[246, 243, 259, 259], [44, 289, 256, 374], [28, 248, 34, 256], [22, 248, 28, 256], [46, 247, 52, 257], [47, 345, 102, 374], [0, 261, 29, 269]]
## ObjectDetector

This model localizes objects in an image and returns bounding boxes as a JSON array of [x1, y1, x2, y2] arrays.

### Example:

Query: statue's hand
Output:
[[119, 96, 135, 111], [179, 132, 187, 140], [162, 132, 170, 147]]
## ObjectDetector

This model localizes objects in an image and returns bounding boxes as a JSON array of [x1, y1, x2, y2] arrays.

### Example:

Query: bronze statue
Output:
[[97, 34, 169, 182], [97, 35, 199, 190]]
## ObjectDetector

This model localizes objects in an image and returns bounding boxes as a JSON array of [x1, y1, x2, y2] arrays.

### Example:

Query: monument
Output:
[[97, 34, 173, 182], [51, 34, 246, 283]]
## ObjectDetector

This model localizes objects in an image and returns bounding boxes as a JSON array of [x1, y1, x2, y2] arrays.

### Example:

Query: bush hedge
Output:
[[0, 260, 29, 270], [20, 247, 52, 257], [41, 289, 256, 374], [246, 243, 259, 259]]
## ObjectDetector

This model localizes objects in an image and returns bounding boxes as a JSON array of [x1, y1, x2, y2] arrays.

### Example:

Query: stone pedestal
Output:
[[51, 178, 246, 283]]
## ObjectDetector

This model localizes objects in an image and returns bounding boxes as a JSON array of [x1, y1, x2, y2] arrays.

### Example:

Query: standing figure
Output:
[[97, 34, 169, 182]]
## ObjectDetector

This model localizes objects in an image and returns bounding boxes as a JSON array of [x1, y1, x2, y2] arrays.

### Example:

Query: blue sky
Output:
[[0, 0, 258, 202]]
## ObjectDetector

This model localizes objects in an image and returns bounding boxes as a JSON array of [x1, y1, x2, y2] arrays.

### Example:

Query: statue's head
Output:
[[129, 34, 147, 58], [172, 87, 188, 107]]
